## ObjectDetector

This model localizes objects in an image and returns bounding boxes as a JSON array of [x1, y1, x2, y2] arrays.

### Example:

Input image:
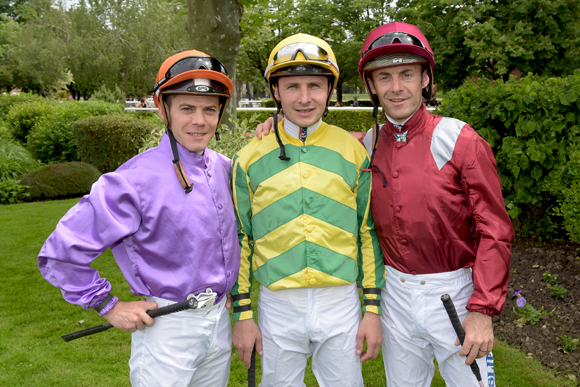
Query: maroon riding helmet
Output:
[[358, 22, 435, 104]]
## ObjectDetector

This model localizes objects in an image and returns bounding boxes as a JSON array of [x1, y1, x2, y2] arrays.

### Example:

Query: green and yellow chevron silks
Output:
[[230, 122, 385, 319]]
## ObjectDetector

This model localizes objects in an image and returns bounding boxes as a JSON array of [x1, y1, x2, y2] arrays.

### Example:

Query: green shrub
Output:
[[0, 141, 39, 181], [553, 143, 580, 243], [0, 179, 30, 204], [0, 122, 11, 141], [325, 109, 384, 132], [91, 84, 126, 104], [236, 109, 382, 133], [21, 162, 102, 201], [261, 99, 275, 108], [0, 93, 47, 121], [26, 101, 124, 164], [439, 71, 580, 238], [73, 115, 157, 173], [5, 100, 56, 143]]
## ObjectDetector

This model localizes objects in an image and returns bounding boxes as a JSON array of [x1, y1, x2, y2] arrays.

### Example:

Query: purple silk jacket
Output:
[[38, 133, 240, 315]]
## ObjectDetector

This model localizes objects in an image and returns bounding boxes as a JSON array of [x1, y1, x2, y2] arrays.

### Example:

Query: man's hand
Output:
[[255, 115, 282, 139], [102, 300, 157, 332], [233, 318, 263, 369], [356, 312, 383, 362], [225, 294, 232, 310], [456, 311, 493, 365]]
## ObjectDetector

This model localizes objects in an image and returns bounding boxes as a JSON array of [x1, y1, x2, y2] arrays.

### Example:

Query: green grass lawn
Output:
[[0, 199, 577, 386]]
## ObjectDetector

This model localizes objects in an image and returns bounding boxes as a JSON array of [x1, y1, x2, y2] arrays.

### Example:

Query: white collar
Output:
[[283, 118, 322, 140], [385, 108, 418, 130]]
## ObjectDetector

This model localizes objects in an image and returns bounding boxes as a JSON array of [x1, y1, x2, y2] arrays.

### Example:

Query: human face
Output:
[[274, 75, 329, 128], [163, 94, 220, 153], [368, 64, 429, 122]]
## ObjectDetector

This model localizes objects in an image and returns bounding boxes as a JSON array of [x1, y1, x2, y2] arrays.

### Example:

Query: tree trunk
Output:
[[186, 0, 243, 131], [336, 78, 343, 104]]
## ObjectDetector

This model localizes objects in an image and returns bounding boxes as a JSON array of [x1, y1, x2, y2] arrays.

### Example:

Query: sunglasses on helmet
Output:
[[265, 42, 339, 76], [363, 32, 426, 57], [153, 56, 228, 93]]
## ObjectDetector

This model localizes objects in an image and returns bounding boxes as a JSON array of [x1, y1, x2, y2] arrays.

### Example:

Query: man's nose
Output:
[[190, 109, 205, 125], [297, 86, 311, 103]]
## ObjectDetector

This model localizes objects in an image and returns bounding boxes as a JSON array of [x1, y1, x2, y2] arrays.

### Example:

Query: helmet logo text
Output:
[[195, 85, 210, 92]]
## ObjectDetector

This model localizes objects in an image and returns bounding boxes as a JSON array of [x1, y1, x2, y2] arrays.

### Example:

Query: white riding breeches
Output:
[[129, 295, 231, 387], [381, 266, 496, 387], [258, 284, 364, 387]]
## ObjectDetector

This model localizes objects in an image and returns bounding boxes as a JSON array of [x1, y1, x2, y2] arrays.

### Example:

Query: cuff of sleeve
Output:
[[466, 307, 499, 317], [362, 288, 382, 315], [232, 294, 253, 321], [94, 294, 118, 317], [364, 305, 381, 315]]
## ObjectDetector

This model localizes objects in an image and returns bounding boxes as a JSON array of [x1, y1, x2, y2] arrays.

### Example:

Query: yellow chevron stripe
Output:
[[269, 267, 351, 290]]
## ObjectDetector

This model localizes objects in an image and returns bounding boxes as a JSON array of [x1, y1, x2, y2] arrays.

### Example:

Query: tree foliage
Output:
[[395, 0, 580, 91], [0, 0, 190, 98], [236, 0, 394, 103], [186, 0, 245, 128]]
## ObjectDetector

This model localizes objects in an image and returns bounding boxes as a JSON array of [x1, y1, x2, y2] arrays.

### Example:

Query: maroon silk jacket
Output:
[[361, 105, 514, 316]]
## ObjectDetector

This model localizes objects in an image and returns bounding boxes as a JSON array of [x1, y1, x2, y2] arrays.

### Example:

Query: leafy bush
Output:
[[0, 141, 39, 181], [0, 93, 47, 121], [439, 70, 580, 238], [236, 109, 382, 133], [261, 99, 275, 108], [91, 84, 126, 104], [21, 162, 102, 201], [5, 100, 56, 143], [0, 179, 30, 204], [0, 122, 11, 141], [553, 143, 580, 243], [73, 115, 157, 173], [26, 101, 124, 164]]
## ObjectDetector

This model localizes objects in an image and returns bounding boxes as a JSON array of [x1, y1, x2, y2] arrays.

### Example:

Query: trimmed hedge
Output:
[[260, 98, 374, 108], [439, 70, 580, 239], [236, 109, 383, 133], [73, 115, 157, 173], [26, 101, 124, 164], [21, 162, 102, 201], [5, 100, 56, 143]]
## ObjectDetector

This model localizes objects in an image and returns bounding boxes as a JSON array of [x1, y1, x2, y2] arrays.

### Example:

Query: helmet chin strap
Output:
[[163, 102, 193, 194], [273, 105, 290, 161]]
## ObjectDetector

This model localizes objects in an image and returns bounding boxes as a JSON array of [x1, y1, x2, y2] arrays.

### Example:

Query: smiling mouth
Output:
[[296, 108, 315, 113], [188, 133, 206, 137]]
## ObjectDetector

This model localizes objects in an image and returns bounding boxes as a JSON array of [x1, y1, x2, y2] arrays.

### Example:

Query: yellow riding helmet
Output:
[[264, 33, 339, 108]]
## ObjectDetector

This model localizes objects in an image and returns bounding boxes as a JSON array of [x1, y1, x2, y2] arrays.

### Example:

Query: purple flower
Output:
[[513, 289, 522, 297], [516, 297, 527, 307]]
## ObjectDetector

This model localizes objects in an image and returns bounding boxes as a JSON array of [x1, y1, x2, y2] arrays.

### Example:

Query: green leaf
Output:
[[531, 165, 543, 180], [503, 99, 516, 111]]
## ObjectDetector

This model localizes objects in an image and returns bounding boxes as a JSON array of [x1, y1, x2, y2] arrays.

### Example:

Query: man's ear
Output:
[[158, 105, 165, 120], [422, 69, 430, 90], [367, 77, 377, 94], [273, 85, 280, 101]]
